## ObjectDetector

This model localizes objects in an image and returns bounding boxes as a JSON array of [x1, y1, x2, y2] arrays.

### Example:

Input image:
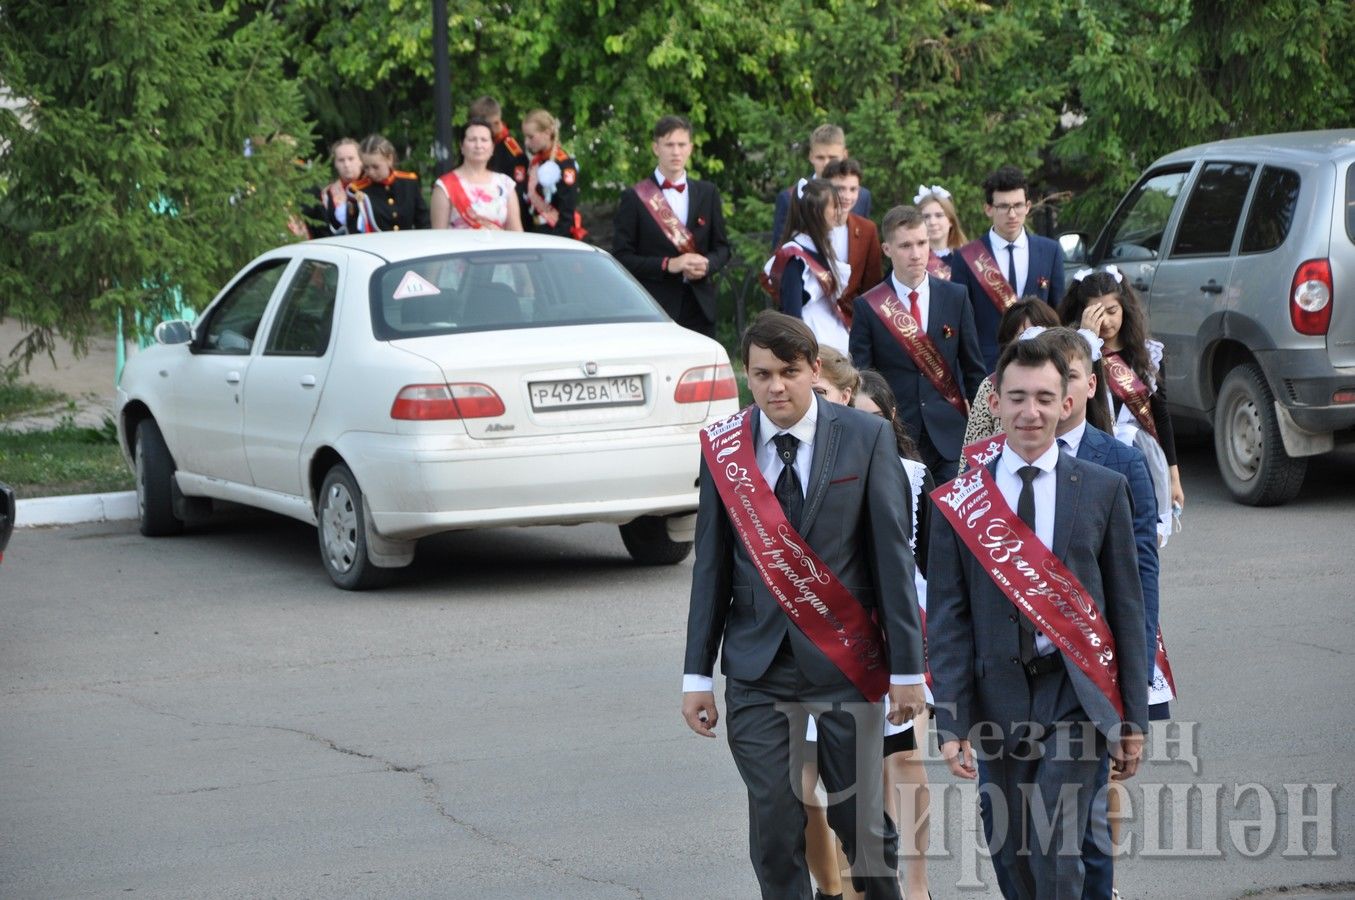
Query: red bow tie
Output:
[[661, 180, 685, 193]]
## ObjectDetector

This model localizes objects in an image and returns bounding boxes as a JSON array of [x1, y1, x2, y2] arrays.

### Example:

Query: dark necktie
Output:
[[661, 180, 685, 193], [908, 289, 921, 328], [1005, 242, 1018, 293], [1017, 465, 1040, 663], [1057, 437, 1070, 454], [773, 433, 804, 528]]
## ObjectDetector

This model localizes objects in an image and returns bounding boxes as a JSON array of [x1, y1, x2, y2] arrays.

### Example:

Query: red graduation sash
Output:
[[927, 251, 952, 281], [862, 282, 969, 417], [760, 245, 838, 314], [959, 433, 1177, 697], [633, 178, 697, 254], [701, 408, 889, 701], [931, 461, 1126, 718], [438, 172, 485, 229], [958, 239, 1018, 313], [1103, 354, 1160, 442]]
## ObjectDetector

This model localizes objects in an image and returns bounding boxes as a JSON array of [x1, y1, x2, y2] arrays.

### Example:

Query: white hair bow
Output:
[[795, 177, 809, 200], [1072, 265, 1124, 285], [1018, 324, 1104, 362], [913, 184, 952, 205]]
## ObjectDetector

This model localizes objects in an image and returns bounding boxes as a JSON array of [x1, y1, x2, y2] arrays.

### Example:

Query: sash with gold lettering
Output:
[[931, 464, 1126, 717], [633, 178, 698, 254], [760, 245, 837, 310], [927, 251, 952, 281], [1103, 354, 1160, 442], [958, 239, 1018, 314], [701, 407, 889, 700], [959, 432, 1177, 700], [862, 282, 969, 417]]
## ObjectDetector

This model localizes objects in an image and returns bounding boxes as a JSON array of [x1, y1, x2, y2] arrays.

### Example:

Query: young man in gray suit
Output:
[[928, 337, 1148, 899], [682, 311, 926, 900]]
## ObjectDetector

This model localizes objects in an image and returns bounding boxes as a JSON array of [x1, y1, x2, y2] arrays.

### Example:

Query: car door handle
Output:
[[1132, 279, 1151, 292], [1200, 280, 1224, 295], [300, 375, 317, 388], [225, 371, 242, 384]]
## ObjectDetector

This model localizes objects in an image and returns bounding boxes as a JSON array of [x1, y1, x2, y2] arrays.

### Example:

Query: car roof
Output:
[[1152, 129, 1355, 167], [307, 230, 605, 262]]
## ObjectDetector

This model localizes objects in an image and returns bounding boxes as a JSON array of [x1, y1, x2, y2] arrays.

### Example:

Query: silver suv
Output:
[[1066, 130, 1355, 505]]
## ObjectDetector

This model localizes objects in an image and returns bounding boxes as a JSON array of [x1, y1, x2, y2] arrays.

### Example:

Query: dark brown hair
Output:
[[741, 311, 818, 368], [780, 180, 840, 297], [653, 114, 692, 140], [994, 332, 1069, 393], [821, 158, 863, 181], [856, 370, 921, 461], [982, 165, 1029, 204], [1035, 327, 1115, 433], [1058, 270, 1156, 387], [996, 297, 1061, 349]]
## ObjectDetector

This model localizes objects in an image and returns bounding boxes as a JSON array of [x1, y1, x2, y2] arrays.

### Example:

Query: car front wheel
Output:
[[619, 515, 693, 566], [1214, 363, 1307, 506], [317, 464, 390, 590], [135, 419, 184, 536]]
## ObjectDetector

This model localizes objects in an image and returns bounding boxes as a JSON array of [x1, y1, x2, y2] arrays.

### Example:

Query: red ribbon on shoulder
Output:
[[958, 239, 1018, 313], [438, 171, 484, 229], [633, 178, 697, 254]]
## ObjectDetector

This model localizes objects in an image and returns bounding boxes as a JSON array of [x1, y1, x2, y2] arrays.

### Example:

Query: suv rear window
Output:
[[1240, 166, 1301, 254], [1171, 162, 1255, 257], [370, 249, 666, 339]]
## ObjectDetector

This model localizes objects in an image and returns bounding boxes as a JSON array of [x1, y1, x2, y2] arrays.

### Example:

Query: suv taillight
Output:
[[1290, 258, 1333, 336], [675, 364, 738, 403], [391, 383, 505, 420]]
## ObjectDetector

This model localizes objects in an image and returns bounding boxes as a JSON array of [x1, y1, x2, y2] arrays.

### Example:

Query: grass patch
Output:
[[0, 380, 67, 419], [0, 417, 133, 499]]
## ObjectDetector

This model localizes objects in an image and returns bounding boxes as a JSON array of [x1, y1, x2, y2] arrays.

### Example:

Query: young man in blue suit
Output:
[[850, 205, 986, 483], [952, 165, 1066, 370], [929, 336, 1148, 900]]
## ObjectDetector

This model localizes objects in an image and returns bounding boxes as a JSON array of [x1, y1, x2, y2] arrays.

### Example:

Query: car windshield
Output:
[[370, 248, 666, 339]]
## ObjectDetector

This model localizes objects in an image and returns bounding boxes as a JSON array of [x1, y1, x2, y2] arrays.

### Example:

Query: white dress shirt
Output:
[[654, 167, 689, 226], [1057, 418, 1088, 457], [684, 400, 923, 691], [891, 272, 931, 333], [995, 441, 1060, 656], [989, 227, 1029, 296]]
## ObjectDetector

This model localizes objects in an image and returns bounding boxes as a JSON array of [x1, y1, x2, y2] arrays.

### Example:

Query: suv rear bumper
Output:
[[1256, 349, 1355, 432]]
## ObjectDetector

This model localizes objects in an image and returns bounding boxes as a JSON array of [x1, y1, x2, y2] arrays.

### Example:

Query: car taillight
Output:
[[1290, 258, 1332, 336], [391, 383, 505, 420], [675, 364, 738, 403]]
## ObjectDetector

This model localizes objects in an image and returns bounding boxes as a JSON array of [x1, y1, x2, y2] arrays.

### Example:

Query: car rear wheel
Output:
[[1214, 363, 1306, 506], [317, 464, 390, 590], [619, 515, 693, 566], [135, 419, 184, 536]]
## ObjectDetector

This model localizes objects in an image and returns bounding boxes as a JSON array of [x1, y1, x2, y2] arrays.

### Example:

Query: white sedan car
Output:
[[117, 231, 739, 588]]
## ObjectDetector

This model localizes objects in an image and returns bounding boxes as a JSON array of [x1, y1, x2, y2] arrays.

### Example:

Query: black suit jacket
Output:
[[848, 276, 986, 461], [612, 176, 732, 324], [951, 232, 1066, 370], [684, 397, 924, 691]]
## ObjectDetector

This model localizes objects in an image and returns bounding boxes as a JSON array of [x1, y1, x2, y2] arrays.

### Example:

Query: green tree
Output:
[[1054, 0, 1355, 225], [0, 0, 314, 369]]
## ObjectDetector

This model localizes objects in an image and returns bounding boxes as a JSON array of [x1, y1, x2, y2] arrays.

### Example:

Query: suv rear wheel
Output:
[[619, 515, 693, 566], [1214, 363, 1306, 506]]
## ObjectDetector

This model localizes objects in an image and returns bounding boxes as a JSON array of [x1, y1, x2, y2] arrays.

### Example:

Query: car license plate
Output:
[[530, 376, 645, 410]]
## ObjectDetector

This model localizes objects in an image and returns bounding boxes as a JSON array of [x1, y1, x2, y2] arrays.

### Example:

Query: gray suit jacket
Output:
[[683, 396, 924, 691], [927, 452, 1149, 742]]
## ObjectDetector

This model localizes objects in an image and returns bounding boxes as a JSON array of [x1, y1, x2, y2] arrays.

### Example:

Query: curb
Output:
[[16, 491, 138, 528]]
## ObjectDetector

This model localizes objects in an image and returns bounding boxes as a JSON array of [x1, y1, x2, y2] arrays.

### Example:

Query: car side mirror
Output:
[[154, 320, 193, 345], [1058, 232, 1089, 265], [0, 482, 14, 563]]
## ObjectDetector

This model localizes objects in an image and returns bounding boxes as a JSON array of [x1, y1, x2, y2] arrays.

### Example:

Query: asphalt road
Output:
[[3, 442, 1353, 899]]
